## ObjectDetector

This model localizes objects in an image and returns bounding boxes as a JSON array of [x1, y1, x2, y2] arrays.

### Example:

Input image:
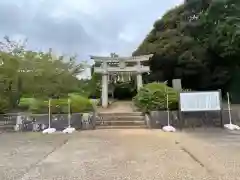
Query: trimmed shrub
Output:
[[133, 82, 179, 113], [51, 99, 68, 114], [20, 95, 93, 114], [28, 99, 48, 114], [69, 94, 93, 113], [29, 99, 68, 114], [18, 98, 36, 111]]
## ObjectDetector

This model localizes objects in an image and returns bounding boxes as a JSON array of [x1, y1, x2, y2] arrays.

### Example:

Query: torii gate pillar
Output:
[[91, 54, 153, 108], [102, 73, 108, 108]]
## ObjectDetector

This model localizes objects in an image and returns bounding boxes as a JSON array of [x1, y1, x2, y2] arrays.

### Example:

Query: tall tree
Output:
[[0, 37, 86, 112], [133, 0, 240, 91], [133, 1, 211, 89]]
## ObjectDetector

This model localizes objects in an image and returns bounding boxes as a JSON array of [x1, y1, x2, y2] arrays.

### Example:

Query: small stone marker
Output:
[[172, 79, 182, 91], [14, 115, 23, 131]]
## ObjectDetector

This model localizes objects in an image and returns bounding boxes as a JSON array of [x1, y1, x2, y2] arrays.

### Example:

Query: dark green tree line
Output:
[[133, 0, 240, 94]]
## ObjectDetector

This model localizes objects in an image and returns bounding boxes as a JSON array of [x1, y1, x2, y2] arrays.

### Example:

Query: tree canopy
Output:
[[0, 37, 86, 112], [133, 0, 240, 92]]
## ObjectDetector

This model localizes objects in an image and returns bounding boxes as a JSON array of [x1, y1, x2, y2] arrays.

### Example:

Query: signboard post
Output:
[[179, 90, 223, 129]]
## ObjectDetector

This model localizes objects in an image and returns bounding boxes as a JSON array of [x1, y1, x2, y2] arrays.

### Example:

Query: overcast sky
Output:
[[0, 0, 183, 62]]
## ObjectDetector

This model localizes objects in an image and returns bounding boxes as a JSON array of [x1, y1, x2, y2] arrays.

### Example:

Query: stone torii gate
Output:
[[91, 54, 153, 108]]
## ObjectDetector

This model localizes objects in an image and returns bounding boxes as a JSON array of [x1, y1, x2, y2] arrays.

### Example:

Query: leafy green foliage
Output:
[[199, 0, 240, 61], [19, 95, 93, 114], [133, 0, 240, 93], [114, 82, 137, 100], [28, 99, 49, 114], [18, 98, 36, 111], [69, 94, 93, 113], [87, 72, 101, 98], [0, 37, 89, 112], [133, 82, 179, 113]]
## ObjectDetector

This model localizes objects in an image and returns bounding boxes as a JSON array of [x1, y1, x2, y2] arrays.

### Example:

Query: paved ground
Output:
[[178, 128, 240, 179], [1, 129, 240, 180]]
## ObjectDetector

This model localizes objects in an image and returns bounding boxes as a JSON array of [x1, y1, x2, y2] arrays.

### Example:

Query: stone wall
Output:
[[0, 112, 96, 132], [148, 110, 240, 129]]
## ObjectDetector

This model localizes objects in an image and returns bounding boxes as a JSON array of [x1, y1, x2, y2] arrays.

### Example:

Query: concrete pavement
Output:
[[175, 128, 240, 180], [0, 129, 239, 180]]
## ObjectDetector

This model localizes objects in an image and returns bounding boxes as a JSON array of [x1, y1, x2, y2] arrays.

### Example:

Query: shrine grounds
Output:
[[1, 129, 240, 180]]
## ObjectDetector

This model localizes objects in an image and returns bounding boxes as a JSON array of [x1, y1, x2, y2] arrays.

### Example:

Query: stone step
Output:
[[98, 116, 145, 121], [96, 111, 146, 129], [96, 125, 147, 129], [98, 112, 144, 116], [96, 120, 145, 126]]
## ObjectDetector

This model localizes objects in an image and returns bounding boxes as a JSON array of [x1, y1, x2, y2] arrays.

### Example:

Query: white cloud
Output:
[[0, 0, 183, 60]]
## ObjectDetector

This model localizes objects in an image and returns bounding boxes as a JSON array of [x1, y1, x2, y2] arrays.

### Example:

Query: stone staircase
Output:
[[96, 112, 146, 129], [96, 101, 147, 129]]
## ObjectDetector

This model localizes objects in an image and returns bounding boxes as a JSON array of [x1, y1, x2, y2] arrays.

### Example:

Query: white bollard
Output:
[[62, 98, 76, 134], [224, 92, 240, 130], [162, 84, 176, 132], [162, 125, 176, 132], [62, 127, 76, 134], [42, 99, 56, 134], [42, 128, 56, 134]]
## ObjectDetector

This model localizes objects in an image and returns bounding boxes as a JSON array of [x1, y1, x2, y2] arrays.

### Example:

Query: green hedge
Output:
[[18, 95, 93, 114], [18, 98, 36, 111], [68, 94, 93, 113], [133, 82, 179, 113]]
